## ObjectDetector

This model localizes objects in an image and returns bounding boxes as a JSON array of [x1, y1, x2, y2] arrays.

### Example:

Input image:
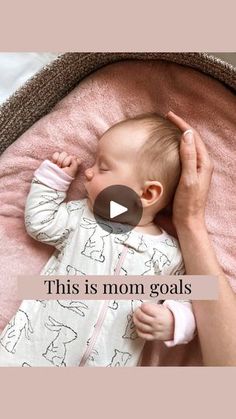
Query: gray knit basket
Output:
[[0, 52, 235, 156]]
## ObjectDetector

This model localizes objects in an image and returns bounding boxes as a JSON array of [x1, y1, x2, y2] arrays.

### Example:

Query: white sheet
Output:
[[0, 53, 58, 105]]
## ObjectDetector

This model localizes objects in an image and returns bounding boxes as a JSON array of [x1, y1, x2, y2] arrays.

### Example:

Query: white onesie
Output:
[[0, 160, 196, 367]]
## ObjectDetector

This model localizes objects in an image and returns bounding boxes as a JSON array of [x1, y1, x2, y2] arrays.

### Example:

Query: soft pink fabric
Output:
[[0, 60, 235, 366], [163, 300, 196, 347]]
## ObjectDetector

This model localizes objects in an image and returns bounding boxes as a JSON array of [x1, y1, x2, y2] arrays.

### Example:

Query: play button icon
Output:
[[93, 185, 143, 234], [110, 201, 128, 219]]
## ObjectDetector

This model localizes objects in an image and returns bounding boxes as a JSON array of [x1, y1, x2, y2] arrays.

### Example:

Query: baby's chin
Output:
[[86, 196, 104, 219], [86, 196, 93, 211]]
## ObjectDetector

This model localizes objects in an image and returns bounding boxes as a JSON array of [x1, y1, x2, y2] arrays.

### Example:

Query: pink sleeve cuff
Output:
[[163, 300, 196, 347], [34, 159, 74, 191]]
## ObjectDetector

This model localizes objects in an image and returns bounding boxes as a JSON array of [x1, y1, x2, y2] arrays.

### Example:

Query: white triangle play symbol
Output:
[[110, 201, 128, 219]]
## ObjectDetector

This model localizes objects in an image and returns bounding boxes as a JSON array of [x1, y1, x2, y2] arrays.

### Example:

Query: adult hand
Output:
[[163, 112, 236, 367], [166, 111, 214, 229]]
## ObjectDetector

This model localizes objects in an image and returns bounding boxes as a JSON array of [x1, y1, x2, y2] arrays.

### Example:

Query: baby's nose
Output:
[[85, 168, 94, 180]]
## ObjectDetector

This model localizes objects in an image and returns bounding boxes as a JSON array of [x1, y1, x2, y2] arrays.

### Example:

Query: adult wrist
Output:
[[174, 216, 207, 235], [174, 217, 224, 276]]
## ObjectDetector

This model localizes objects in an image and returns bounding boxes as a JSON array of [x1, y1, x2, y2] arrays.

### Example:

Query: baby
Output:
[[0, 113, 196, 367]]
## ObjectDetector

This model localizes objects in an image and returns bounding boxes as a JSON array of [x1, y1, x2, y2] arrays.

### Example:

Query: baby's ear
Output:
[[141, 181, 163, 208]]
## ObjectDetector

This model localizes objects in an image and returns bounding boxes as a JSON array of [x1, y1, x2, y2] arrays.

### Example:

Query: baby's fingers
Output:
[[57, 152, 69, 168], [133, 307, 154, 325], [51, 151, 68, 167], [140, 302, 160, 316], [69, 156, 81, 171], [61, 156, 82, 177], [52, 151, 60, 163], [133, 316, 153, 333], [136, 330, 155, 341], [61, 156, 72, 168]]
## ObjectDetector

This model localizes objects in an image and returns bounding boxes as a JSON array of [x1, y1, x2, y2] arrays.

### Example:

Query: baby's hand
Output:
[[51, 152, 81, 178], [133, 302, 174, 341]]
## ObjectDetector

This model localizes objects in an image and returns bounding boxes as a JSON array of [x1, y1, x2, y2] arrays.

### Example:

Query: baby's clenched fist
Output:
[[51, 151, 81, 178], [133, 302, 174, 342]]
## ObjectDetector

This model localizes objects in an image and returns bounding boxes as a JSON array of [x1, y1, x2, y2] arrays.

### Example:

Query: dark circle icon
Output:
[[93, 185, 143, 234]]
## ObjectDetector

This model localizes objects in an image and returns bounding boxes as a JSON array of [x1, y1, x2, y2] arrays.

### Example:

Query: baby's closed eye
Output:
[[99, 164, 110, 172]]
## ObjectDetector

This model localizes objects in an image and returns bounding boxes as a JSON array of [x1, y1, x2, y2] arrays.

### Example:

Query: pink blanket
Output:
[[0, 60, 235, 365]]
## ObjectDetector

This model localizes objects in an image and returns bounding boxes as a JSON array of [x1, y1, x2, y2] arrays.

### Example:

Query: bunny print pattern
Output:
[[0, 161, 196, 366]]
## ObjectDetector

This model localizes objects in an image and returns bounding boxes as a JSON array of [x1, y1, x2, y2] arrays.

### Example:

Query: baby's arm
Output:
[[25, 152, 81, 251]]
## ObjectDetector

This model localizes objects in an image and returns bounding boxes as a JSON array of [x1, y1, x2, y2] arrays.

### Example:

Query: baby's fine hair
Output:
[[115, 113, 182, 209]]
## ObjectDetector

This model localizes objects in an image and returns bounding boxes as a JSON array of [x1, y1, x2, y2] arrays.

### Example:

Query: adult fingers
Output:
[[179, 131, 198, 177], [166, 111, 193, 132], [194, 134, 214, 172], [166, 111, 202, 145], [167, 111, 213, 173]]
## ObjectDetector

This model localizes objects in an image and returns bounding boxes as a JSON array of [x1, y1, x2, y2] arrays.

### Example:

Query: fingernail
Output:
[[183, 129, 193, 144]]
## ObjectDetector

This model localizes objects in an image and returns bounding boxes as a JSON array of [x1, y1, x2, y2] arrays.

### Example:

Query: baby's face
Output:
[[84, 123, 146, 208]]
